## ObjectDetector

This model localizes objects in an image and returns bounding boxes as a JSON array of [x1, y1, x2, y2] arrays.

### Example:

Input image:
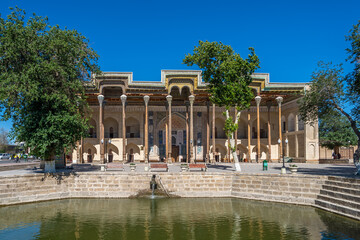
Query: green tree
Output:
[[319, 113, 357, 150], [0, 128, 9, 153], [183, 41, 260, 171], [0, 8, 100, 171], [299, 20, 360, 173]]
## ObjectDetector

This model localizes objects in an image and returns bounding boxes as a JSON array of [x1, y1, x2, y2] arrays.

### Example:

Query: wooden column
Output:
[[189, 95, 195, 163], [121, 94, 127, 162], [247, 112, 251, 161], [295, 134, 299, 158], [80, 137, 84, 163], [255, 96, 261, 163], [76, 141, 80, 163], [212, 104, 216, 163], [165, 112, 168, 162], [234, 107, 238, 154], [166, 95, 173, 163], [276, 96, 283, 161], [97, 95, 105, 163], [267, 101, 272, 162], [295, 114, 299, 158], [144, 96, 150, 163], [186, 102, 189, 163], [206, 102, 210, 163]]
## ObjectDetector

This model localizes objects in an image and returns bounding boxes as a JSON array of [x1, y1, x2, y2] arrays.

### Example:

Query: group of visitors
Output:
[[332, 152, 342, 159], [11, 154, 28, 163]]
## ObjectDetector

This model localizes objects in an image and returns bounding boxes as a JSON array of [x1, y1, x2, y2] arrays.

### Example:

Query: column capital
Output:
[[276, 96, 283, 105], [143, 95, 150, 105], [97, 94, 104, 106], [255, 96, 261, 106], [189, 95, 195, 104], [121, 94, 127, 105], [166, 95, 172, 104]]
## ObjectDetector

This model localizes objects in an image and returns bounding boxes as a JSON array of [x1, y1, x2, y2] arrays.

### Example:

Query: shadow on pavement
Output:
[[273, 165, 359, 178], [207, 164, 234, 171]]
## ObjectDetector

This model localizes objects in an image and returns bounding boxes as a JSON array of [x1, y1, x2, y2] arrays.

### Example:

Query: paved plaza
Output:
[[0, 161, 358, 178]]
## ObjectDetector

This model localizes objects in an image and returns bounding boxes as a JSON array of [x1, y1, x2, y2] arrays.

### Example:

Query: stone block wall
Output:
[[0, 172, 326, 207], [232, 174, 326, 205]]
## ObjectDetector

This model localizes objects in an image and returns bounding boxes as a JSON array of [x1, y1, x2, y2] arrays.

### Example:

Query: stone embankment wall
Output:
[[0, 172, 358, 220], [232, 174, 326, 205]]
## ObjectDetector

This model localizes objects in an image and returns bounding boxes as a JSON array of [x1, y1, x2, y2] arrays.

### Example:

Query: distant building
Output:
[[72, 70, 319, 164]]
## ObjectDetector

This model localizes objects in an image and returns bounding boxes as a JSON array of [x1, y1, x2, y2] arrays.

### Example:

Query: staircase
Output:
[[315, 176, 360, 220]]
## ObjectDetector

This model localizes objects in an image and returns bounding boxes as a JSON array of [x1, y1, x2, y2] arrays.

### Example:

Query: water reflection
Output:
[[0, 198, 359, 240]]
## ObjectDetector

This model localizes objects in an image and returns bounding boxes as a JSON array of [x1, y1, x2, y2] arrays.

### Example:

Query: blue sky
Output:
[[0, 0, 359, 132]]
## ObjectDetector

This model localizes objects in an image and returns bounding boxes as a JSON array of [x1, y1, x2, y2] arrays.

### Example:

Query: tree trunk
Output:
[[226, 110, 241, 172], [332, 103, 360, 174], [354, 140, 360, 175], [44, 153, 56, 173]]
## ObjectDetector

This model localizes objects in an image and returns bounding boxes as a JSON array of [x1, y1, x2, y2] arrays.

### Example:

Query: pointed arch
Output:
[[83, 143, 97, 163], [237, 144, 248, 160], [251, 117, 268, 138], [126, 117, 140, 138], [288, 113, 295, 132], [104, 117, 118, 138], [215, 118, 226, 139], [252, 143, 269, 160], [88, 118, 97, 138]]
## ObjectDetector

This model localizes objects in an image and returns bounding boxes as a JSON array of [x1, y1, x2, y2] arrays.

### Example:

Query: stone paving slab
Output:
[[0, 162, 358, 178]]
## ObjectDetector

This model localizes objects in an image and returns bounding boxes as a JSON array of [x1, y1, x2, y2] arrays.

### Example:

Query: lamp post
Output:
[[279, 138, 288, 174], [348, 140, 351, 160]]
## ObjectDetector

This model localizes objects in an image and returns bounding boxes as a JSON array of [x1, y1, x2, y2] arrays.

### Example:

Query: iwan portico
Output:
[[72, 70, 319, 164]]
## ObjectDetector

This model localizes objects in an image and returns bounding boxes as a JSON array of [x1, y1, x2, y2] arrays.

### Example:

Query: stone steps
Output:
[[320, 189, 360, 203], [324, 180, 360, 190], [314, 177, 360, 220], [317, 194, 360, 210], [315, 198, 360, 220], [322, 184, 360, 196]]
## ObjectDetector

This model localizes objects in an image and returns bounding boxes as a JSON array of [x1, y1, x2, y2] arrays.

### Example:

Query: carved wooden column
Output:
[[267, 101, 272, 162], [212, 103, 216, 163], [121, 94, 127, 162], [189, 95, 195, 163], [276, 96, 283, 161], [166, 95, 173, 163], [76, 141, 80, 163], [97, 94, 105, 163], [80, 137, 84, 163], [165, 103, 168, 162], [255, 96, 261, 162], [186, 102, 189, 163], [247, 112, 251, 161], [295, 114, 299, 158], [206, 102, 210, 163], [144, 95, 150, 163]]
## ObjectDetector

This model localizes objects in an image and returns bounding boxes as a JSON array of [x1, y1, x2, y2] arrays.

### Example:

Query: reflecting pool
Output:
[[0, 198, 359, 240]]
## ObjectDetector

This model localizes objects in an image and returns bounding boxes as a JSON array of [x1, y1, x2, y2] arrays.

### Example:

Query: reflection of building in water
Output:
[[1, 198, 351, 239], [73, 70, 319, 164]]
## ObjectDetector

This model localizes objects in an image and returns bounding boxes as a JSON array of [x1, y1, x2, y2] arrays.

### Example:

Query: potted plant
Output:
[[288, 164, 298, 174], [130, 163, 136, 172], [181, 163, 188, 172]]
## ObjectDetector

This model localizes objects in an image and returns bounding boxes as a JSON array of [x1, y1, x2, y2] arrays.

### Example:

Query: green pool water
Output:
[[0, 198, 359, 240]]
